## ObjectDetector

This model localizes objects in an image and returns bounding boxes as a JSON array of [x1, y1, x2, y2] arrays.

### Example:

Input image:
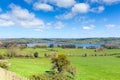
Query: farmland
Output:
[[7, 56, 120, 80], [0, 48, 119, 80]]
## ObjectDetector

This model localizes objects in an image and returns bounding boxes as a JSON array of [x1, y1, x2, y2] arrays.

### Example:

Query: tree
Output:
[[49, 44, 54, 48], [30, 54, 77, 80], [51, 54, 76, 77]]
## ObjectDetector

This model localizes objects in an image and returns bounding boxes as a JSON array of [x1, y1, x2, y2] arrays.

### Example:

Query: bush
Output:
[[86, 46, 96, 49], [34, 52, 39, 58], [33, 44, 48, 48], [61, 44, 76, 48], [30, 54, 76, 80], [0, 54, 5, 59], [49, 44, 54, 48], [30, 73, 73, 80], [0, 60, 10, 69], [101, 44, 120, 49], [44, 53, 51, 57]]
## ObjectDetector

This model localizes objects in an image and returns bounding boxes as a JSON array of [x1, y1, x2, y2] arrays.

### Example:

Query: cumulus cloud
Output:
[[0, 13, 15, 27], [54, 21, 65, 29], [56, 3, 90, 19], [33, 3, 53, 11], [0, 19, 14, 27], [25, 0, 76, 8], [83, 25, 95, 30], [91, 0, 120, 5], [91, 6, 105, 13], [0, 4, 45, 30], [48, 0, 76, 8], [72, 3, 90, 13]]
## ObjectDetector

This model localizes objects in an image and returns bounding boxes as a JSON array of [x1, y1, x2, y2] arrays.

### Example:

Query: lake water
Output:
[[27, 43, 102, 48]]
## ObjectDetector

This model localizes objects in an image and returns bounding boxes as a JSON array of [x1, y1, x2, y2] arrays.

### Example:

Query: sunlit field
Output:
[[2, 48, 119, 80]]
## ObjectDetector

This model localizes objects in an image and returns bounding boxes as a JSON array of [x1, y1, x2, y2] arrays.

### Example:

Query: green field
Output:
[[0, 48, 120, 80], [1, 48, 120, 57], [8, 56, 120, 80]]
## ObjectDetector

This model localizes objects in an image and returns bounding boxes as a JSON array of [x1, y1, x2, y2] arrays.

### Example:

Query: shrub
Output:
[[86, 46, 96, 49], [83, 53, 87, 57], [33, 44, 48, 48], [34, 52, 39, 58], [49, 44, 54, 48], [0, 54, 5, 59], [61, 44, 76, 48], [30, 54, 76, 80], [102, 44, 120, 49], [51, 54, 70, 73], [44, 53, 51, 57], [30, 73, 73, 80], [0, 60, 10, 69]]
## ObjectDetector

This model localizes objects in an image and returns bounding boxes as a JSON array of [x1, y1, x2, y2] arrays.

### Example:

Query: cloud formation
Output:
[[0, 4, 45, 30], [91, 0, 120, 4], [50, 0, 76, 8], [91, 6, 105, 13], [83, 25, 95, 30], [33, 3, 53, 11], [72, 3, 90, 13], [56, 3, 90, 19]]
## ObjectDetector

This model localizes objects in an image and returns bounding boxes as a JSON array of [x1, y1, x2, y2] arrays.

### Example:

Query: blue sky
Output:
[[0, 0, 120, 38]]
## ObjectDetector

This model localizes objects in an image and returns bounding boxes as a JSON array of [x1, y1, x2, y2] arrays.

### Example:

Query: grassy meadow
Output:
[[7, 56, 120, 80], [0, 48, 120, 80]]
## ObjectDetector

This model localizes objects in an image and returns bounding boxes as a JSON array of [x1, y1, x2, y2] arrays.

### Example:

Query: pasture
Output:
[[7, 56, 120, 80], [0, 48, 120, 80]]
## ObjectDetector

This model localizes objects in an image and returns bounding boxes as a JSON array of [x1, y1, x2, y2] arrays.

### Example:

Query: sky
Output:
[[0, 0, 120, 38]]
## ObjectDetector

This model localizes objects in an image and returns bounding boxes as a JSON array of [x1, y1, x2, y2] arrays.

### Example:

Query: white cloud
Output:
[[0, 19, 14, 27], [0, 4, 45, 30], [56, 3, 90, 19], [55, 21, 65, 29], [33, 3, 53, 11], [49, 0, 76, 8], [75, 16, 96, 24], [91, 6, 105, 13], [105, 24, 116, 28], [0, 13, 15, 27], [72, 3, 90, 13], [91, 0, 120, 4], [26, 0, 76, 8], [83, 25, 95, 30]]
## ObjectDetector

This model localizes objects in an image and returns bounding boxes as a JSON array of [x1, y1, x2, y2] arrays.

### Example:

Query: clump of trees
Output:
[[101, 44, 120, 49], [34, 52, 39, 58], [6, 44, 34, 58], [33, 44, 48, 48], [30, 54, 77, 80], [61, 44, 76, 48]]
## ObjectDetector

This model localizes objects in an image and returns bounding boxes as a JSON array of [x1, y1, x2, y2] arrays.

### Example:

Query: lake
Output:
[[26, 43, 102, 48]]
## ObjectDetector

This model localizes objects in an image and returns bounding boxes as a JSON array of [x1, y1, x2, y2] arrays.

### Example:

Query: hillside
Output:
[[0, 37, 120, 44]]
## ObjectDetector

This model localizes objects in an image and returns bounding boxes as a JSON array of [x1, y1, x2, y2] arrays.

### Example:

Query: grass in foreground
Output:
[[8, 56, 120, 80]]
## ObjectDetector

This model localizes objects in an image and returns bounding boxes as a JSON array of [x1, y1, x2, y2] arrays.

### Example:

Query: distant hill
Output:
[[0, 38, 120, 44]]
